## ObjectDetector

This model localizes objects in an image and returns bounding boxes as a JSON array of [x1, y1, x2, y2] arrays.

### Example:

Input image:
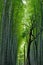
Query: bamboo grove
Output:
[[0, 0, 43, 65]]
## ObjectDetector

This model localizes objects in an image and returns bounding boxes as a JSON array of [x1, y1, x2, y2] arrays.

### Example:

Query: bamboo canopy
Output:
[[0, 0, 43, 65]]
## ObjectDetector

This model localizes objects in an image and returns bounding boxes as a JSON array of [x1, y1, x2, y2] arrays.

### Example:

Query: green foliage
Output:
[[0, 0, 43, 65]]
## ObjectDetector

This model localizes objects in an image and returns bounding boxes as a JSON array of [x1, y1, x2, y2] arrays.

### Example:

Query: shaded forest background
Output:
[[0, 0, 43, 65]]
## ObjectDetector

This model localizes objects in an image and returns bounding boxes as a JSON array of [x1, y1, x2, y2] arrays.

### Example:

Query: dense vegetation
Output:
[[0, 0, 43, 65]]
